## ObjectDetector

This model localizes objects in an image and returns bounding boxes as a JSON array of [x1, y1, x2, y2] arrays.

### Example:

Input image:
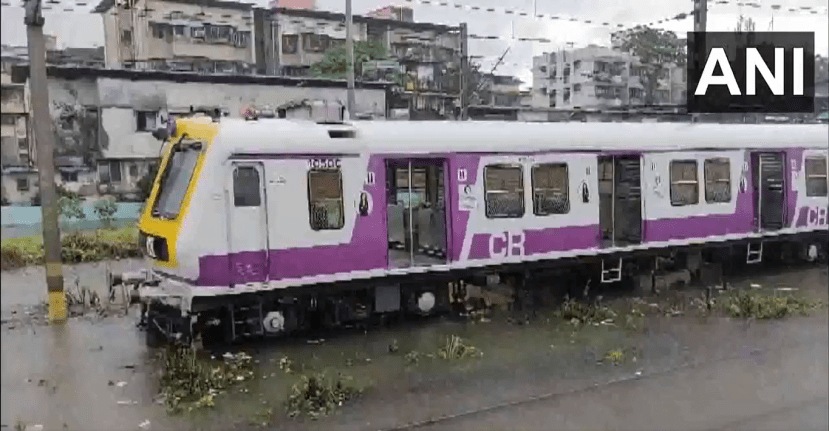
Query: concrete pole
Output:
[[24, 0, 66, 323], [345, 0, 356, 117], [459, 22, 468, 120], [693, 0, 707, 122]]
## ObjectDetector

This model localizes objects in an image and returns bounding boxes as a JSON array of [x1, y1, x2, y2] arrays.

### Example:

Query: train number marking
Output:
[[457, 168, 468, 182], [308, 158, 341, 169], [365, 171, 375, 185], [806, 206, 828, 227], [488, 231, 525, 258]]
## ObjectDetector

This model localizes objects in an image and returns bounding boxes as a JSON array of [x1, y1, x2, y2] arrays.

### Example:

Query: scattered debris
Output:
[[138, 419, 151, 429], [286, 372, 361, 419], [157, 347, 254, 414], [278, 357, 294, 374], [388, 339, 399, 353]]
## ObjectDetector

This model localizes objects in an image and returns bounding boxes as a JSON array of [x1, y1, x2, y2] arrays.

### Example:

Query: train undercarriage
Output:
[[123, 232, 829, 349]]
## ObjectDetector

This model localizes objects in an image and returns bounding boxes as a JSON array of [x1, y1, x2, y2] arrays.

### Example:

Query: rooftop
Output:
[[10, 65, 393, 89]]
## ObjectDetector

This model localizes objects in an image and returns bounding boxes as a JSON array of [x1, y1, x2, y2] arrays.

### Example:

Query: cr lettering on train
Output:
[[807, 206, 828, 227], [488, 231, 526, 258]]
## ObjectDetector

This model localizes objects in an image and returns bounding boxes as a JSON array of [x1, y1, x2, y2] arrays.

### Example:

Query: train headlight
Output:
[[138, 231, 169, 261]]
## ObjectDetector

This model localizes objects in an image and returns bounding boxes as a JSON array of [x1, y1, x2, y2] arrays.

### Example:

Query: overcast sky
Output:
[[2, 0, 827, 85]]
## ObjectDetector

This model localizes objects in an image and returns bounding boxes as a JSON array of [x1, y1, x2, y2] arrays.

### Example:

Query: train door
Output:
[[751, 152, 786, 231], [598, 155, 643, 247], [385, 159, 448, 268], [226, 162, 269, 285]]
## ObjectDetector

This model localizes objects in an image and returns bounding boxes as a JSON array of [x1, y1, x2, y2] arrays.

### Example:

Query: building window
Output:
[[233, 166, 261, 207], [670, 160, 699, 206], [805, 156, 828, 197], [532, 163, 569, 215], [128, 163, 139, 178], [98, 160, 123, 184], [302, 33, 328, 53], [704, 158, 731, 203], [17, 138, 27, 150], [61, 171, 79, 182], [1, 114, 15, 125], [484, 164, 524, 218], [16, 178, 29, 191], [282, 34, 299, 54], [135, 111, 158, 132], [573, 84, 582, 93], [121, 29, 132, 43], [308, 169, 344, 230]]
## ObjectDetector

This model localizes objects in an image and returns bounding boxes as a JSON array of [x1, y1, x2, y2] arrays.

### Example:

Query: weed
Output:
[[285, 372, 361, 419], [603, 348, 626, 365], [438, 335, 483, 360], [278, 356, 294, 374], [557, 297, 617, 326], [158, 346, 254, 414], [721, 290, 824, 319], [404, 350, 421, 365]]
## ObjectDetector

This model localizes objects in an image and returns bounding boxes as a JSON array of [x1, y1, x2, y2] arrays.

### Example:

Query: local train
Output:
[[132, 108, 829, 346]]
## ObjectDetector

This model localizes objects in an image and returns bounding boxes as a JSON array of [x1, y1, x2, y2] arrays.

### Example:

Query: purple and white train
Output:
[[134, 111, 829, 345]]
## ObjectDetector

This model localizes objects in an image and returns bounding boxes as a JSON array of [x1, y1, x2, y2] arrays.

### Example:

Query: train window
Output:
[[151, 142, 201, 219], [233, 166, 261, 207], [308, 169, 345, 230], [484, 164, 525, 218], [805, 156, 828, 197], [669, 160, 699, 206], [704, 158, 731, 203], [532, 163, 569, 215]]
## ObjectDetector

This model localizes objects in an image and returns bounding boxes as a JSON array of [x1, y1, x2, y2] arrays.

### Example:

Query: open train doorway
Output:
[[385, 159, 448, 268], [598, 155, 643, 247], [751, 152, 786, 231]]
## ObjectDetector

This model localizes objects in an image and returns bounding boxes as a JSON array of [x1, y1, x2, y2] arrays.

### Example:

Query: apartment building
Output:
[[531, 45, 685, 111], [269, 7, 465, 119], [474, 73, 524, 107], [93, 0, 256, 74], [1, 48, 31, 171]]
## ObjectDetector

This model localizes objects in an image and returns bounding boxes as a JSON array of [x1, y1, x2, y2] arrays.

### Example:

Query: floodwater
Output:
[[1, 261, 827, 431]]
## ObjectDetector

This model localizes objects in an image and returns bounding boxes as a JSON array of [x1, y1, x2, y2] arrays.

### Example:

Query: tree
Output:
[[735, 15, 756, 33], [310, 41, 389, 80], [136, 163, 159, 202], [619, 26, 686, 105], [93, 197, 118, 228]]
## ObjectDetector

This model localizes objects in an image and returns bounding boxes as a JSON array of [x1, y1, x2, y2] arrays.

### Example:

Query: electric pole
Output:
[[458, 22, 468, 120], [345, 0, 356, 117], [693, 0, 707, 122], [24, 0, 66, 323]]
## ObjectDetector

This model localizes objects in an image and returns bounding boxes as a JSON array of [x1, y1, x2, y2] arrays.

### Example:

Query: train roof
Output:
[[198, 119, 829, 155]]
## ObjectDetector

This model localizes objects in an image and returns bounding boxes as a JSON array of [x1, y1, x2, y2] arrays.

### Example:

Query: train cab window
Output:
[[531, 163, 570, 215], [704, 158, 731, 203], [669, 160, 699, 206], [151, 141, 201, 219], [308, 169, 345, 230], [484, 164, 525, 218], [233, 166, 261, 207], [805, 156, 828, 197]]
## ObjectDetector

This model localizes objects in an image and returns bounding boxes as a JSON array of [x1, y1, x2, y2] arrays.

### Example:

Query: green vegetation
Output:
[[285, 372, 362, 419], [159, 347, 255, 414], [719, 290, 824, 319], [618, 25, 686, 105], [0, 226, 140, 270], [310, 41, 389, 79]]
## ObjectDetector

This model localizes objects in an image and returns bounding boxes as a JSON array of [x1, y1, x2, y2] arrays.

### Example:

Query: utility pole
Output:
[[24, 0, 66, 323], [692, 0, 707, 123], [458, 22, 468, 120], [345, 0, 356, 117]]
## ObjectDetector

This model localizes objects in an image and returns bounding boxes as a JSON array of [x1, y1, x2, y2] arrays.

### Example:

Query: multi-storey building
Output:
[[531, 44, 685, 111], [93, 0, 256, 74], [268, 7, 465, 119]]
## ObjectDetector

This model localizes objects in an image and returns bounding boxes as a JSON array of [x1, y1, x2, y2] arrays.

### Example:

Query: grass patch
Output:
[[285, 372, 362, 419], [720, 290, 824, 319], [555, 297, 618, 327], [438, 335, 483, 360], [1, 226, 141, 270], [158, 347, 255, 414]]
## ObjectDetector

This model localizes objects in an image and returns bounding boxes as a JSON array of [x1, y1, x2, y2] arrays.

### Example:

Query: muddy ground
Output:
[[1, 260, 827, 431]]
